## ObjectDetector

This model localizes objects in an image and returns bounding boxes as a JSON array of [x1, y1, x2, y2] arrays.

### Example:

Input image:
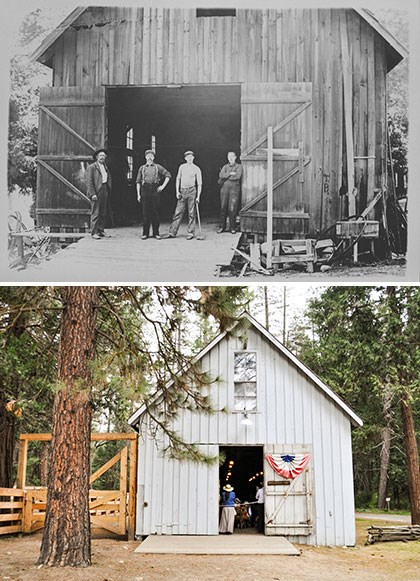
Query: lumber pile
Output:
[[366, 525, 420, 544]]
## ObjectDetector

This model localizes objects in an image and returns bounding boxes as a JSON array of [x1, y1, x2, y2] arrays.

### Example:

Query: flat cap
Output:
[[184, 150, 194, 158]]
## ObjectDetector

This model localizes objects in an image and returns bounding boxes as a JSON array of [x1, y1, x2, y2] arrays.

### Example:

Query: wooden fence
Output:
[[0, 433, 137, 539]]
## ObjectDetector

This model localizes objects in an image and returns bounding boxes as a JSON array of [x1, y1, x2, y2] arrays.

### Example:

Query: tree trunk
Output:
[[400, 392, 420, 524], [0, 391, 16, 488], [377, 381, 393, 509], [40, 443, 49, 487], [38, 287, 98, 567]]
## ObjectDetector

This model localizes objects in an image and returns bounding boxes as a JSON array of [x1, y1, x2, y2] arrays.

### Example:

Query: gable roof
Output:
[[128, 312, 363, 429], [32, 7, 407, 71]]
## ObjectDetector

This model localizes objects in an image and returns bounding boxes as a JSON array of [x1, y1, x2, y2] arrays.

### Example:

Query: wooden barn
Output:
[[128, 313, 363, 546], [32, 7, 407, 239]]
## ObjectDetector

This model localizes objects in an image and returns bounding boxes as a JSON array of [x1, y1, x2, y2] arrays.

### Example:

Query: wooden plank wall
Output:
[[50, 7, 388, 231], [137, 324, 357, 545]]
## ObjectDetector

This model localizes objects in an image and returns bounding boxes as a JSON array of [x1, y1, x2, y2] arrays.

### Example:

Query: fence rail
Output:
[[0, 488, 25, 535]]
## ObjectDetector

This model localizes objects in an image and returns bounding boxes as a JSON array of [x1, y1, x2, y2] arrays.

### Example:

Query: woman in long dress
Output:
[[219, 484, 236, 534]]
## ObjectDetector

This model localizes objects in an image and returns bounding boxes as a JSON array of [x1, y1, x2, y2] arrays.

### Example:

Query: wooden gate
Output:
[[0, 433, 137, 539], [240, 82, 312, 237], [263, 444, 313, 537], [36, 86, 106, 230]]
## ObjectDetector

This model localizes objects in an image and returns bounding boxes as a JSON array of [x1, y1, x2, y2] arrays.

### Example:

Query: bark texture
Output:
[[38, 287, 98, 567], [400, 393, 420, 525], [0, 392, 16, 488]]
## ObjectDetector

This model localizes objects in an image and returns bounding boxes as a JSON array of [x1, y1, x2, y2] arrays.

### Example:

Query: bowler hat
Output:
[[93, 148, 107, 160], [184, 150, 194, 158], [145, 149, 155, 156]]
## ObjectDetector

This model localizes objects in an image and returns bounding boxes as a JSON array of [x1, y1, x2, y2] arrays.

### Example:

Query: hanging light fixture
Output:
[[241, 409, 253, 426]]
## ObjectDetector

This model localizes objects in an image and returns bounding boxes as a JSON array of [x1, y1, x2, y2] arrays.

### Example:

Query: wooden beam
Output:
[[127, 436, 138, 541], [266, 126, 273, 269], [39, 106, 96, 151], [90, 450, 122, 485], [241, 101, 311, 158], [119, 446, 128, 535], [240, 159, 311, 214], [37, 158, 91, 205], [19, 433, 137, 442], [340, 12, 356, 216], [16, 439, 28, 489]]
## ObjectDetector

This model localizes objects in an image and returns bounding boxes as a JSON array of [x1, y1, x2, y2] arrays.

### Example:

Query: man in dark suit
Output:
[[86, 148, 112, 239]]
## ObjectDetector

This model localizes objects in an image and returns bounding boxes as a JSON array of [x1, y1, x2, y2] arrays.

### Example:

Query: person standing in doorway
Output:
[[86, 148, 112, 239], [165, 151, 202, 240], [136, 150, 171, 240], [219, 484, 236, 534], [255, 481, 265, 533], [217, 150, 242, 234]]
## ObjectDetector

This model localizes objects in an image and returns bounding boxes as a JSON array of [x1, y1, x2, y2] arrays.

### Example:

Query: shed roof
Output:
[[32, 7, 408, 71], [128, 312, 363, 430]]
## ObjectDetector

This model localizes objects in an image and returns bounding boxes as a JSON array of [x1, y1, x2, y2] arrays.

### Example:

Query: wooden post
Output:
[[266, 126, 273, 269], [340, 12, 356, 217], [22, 490, 33, 533], [119, 446, 128, 535], [16, 438, 28, 489], [127, 436, 138, 541]]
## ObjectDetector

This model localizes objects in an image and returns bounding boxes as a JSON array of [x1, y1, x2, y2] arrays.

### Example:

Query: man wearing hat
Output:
[[136, 150, 171, 239], [219, 484, 236, 534], [165, 151, 202, 240], [86, 148, 112, 239]]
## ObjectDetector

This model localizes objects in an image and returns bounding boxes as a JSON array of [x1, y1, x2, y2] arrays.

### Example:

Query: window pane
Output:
[[245, 383, 257, 397], [245, 398, 257, 411], [234, 352, 256, 381], [234, 384, 246, 397], [234, 398, 246, 411]]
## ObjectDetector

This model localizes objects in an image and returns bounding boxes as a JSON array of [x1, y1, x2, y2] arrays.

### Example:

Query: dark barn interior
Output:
[[219, 445, 263, 503], [107, 85, 241, 226]]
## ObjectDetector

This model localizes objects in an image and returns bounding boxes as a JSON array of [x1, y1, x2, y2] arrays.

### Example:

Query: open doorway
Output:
[[219, 445, 263, 534], [107, 85, 241, 226]]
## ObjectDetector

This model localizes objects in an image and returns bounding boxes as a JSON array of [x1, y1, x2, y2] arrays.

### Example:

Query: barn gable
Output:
[[128, 312, 363, 430], [32, 7, 407, 72]]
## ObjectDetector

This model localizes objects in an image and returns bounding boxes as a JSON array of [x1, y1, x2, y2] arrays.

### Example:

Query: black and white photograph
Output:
[[1, 1, 418, 281]]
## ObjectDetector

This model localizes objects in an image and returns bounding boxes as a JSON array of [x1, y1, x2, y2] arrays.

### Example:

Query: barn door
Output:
[[36, 86, 106, 230], [240, 82, 312, 237], [263, 444, 313, 537]]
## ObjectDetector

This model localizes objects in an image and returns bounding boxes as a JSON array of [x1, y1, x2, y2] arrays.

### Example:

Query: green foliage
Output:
[[291, 286, 420, 509]]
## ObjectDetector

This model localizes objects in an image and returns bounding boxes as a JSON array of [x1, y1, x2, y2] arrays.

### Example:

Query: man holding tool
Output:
[[164, 151, 202, 240]]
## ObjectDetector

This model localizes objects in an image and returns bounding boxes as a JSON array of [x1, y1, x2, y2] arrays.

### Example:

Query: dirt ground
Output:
[[1, 520, 419, 581]]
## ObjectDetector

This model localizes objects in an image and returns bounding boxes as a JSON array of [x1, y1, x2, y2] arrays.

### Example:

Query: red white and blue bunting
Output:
[[265, 453, 310, 479]]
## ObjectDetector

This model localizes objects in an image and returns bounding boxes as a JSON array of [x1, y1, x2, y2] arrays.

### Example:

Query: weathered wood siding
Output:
[[137, 325, 356, 546], [44, 7, 389, 233]]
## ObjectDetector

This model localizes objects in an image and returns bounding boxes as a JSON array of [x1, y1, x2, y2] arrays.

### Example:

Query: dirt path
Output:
[[356, 512, 411, 523], [1, 520, 419, 581]]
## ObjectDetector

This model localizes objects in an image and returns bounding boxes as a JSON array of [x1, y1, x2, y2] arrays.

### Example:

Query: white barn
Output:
[[128, 313, 363, 546]]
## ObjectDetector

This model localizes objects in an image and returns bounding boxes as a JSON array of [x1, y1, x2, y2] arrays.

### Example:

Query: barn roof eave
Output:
[[31, 7, 407, 72], [244, 313, 363, 428], [31, 6, 87, 65], [356, 8, 409, 71], [127, 327, 231, 429], [128, 312, 363, 430]]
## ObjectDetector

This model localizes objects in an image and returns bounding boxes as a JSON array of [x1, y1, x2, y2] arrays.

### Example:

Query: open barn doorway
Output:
[[107, 85, 241, 227], [219, 445, 263, 534]]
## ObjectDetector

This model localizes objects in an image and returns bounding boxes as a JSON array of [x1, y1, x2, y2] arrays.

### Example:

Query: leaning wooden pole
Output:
[[340, 12, 356, 217], [266, 126, 274, 269]]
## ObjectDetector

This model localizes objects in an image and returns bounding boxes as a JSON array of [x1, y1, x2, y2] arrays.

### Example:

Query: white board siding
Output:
[[136, 430, 218, 536], [137, 325, 357, 545]]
